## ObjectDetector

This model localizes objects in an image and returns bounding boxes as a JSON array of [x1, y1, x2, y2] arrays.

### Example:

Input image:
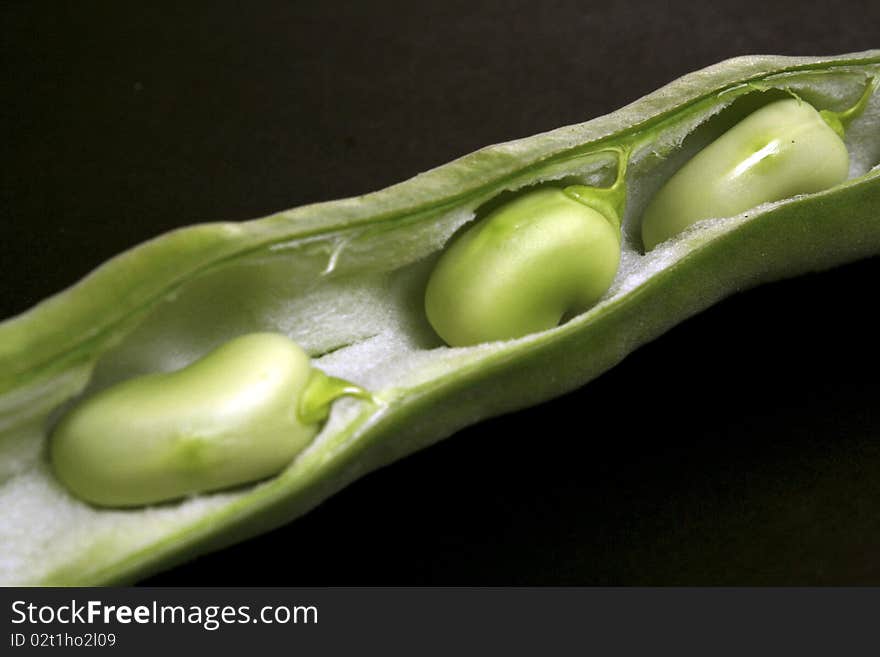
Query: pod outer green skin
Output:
[[50, 333, 318, 507], [0, 51, 879, 585], [425, 188, 620, 346], [641, 98, 850, 250]]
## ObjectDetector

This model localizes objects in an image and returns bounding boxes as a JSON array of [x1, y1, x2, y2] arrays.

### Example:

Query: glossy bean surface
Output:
[[425, 187, 621, 346], [641, 98, 850, 250], [51, 333, 322, 507]]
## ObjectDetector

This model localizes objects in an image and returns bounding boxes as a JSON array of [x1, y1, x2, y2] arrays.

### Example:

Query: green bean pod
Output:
[[50, 333, 366, 507], [2, 52, 879, 585]]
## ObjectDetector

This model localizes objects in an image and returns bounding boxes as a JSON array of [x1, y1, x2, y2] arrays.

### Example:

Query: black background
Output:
[[2, 1, 880, 584]]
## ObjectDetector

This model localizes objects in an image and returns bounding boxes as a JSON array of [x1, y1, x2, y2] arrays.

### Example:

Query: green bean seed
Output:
[[50, 333, 366, 507], [641, 79, 877, 251], [425, 152, 627, 347]]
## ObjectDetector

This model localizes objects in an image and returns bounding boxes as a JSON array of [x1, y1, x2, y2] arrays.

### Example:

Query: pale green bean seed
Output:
[[641, 80, 877, 251], [425, 186, 622, 347], [50, 333, 364, 507]]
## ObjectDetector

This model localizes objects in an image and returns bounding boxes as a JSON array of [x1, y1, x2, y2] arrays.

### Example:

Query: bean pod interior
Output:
[[2, 55, 879, 584]]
